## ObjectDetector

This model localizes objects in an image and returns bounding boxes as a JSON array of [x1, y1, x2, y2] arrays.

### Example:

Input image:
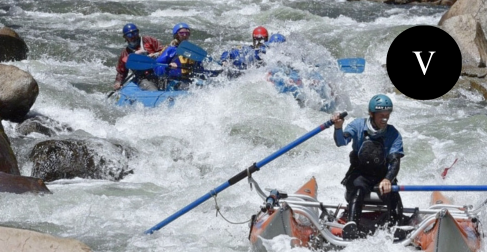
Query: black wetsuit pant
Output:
[[344, 172, 403, 227]]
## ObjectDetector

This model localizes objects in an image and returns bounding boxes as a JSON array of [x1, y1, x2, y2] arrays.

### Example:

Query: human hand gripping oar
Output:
[[373, 184, 487, 192], [106, 72, 135, 98], [144, 111, 348, 235]]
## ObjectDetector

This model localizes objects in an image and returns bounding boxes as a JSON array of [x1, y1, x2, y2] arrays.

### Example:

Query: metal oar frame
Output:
[[251, 177, 485, 249]]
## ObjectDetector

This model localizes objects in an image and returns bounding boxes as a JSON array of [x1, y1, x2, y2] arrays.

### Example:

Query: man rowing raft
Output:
[[331, 94, 404, 239]]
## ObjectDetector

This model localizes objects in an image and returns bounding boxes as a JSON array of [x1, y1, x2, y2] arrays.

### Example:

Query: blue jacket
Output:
[[154, 45, 203, 80], [220, 45, 266, 70], [334, 118, 404, 180], [334, 118, 404, 157]]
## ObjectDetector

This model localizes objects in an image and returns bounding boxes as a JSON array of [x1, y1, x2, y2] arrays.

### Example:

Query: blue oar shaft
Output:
[[393, 185, 487, 192], [145, 182, 230, 235], [256, 120, 335, 168], [144, 112, 347, 234]]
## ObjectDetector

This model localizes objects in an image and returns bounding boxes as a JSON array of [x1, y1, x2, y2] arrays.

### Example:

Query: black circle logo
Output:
[[386, 25, 462, 100]]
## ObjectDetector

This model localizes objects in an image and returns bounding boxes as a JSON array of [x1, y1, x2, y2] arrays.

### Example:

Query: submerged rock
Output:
[[0, 226, 92, 252]]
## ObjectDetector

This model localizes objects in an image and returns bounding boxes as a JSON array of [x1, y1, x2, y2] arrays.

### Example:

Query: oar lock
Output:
[[262, 189, 288, 213]]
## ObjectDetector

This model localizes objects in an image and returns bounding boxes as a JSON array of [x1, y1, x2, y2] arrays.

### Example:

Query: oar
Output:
[[337, 58, 365, 73], [126, 54, 222, 76], [176, 40, 208, 62], [391, 185, 487, 192], [441, 158, 458, 179], [106, 72, 135, 98], [144, 112, 348, 235], [125, 54, 168, 71]]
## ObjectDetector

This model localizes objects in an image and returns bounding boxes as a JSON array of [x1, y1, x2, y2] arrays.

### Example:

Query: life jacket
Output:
[[123, 38, 156, 82], [356, 131, 387, 177], [176, 55, 195, 79], [122, 38, 147, 63]]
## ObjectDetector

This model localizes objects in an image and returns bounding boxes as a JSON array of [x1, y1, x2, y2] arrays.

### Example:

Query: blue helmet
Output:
[[122, 23, 139, 38], [368, 94, 393, 113], [268, 33, 286, 43], [172, 22, 190, 36]]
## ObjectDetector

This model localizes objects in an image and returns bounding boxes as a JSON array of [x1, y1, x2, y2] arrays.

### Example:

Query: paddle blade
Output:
[[176, 41, 208, 62], [126, 54, 157, 70], [337, 58, 365, 73], [440, 168, 450, 179], [441, 158, 458, 179]]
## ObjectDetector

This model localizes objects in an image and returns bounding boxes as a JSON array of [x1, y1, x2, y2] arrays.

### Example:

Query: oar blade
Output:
[[337, 58, 366, 73], [126, 54, 158, 70], [176, 40, 208, 62]]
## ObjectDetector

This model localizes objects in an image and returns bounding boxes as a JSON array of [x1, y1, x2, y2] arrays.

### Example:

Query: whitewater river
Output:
[[1, 0, 487, 251]]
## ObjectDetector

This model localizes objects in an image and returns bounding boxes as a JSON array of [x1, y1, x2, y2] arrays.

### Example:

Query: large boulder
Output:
[[0, 119, 20, 175], [353, 0, 456, 6], [438, 0, 487, 28], [0, 64, 39, 122], [0, 226, 92, 252], [0, 26, 28, 62], [30, 138, 135, 182], [441, 15, 487, 67]]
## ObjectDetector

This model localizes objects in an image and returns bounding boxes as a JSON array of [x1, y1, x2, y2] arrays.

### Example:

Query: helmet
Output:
[[172, 22, 190, 36], [268, 33, 286, 43], [368, 94, 393, 113], [122, 23, 139, 38], [252, 26, 269, 41]]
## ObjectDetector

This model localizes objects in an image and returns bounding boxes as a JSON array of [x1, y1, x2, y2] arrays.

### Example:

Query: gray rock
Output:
[[0, 26, 28, 62], [0, 121, 20, 175], [0, 172, 51, 194], [0, 64, 39, 122], [16, 114, 73, 137], [441, 15, 487, 67], [30, 138, 136, 182]]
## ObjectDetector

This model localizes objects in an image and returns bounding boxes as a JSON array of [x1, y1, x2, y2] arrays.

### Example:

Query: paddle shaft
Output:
[[392, 185, 487, 192], [106, 73, 135, 98], [144, 112, 348, 234]]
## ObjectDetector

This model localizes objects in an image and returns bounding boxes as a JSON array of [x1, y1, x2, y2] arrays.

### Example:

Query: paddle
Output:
[[125, 54, 168, 71], [126, 53, 222, 77], [144, 112, 348, 235], [176, 40, 208, 62], [441, 158, 458, 179], [125, 40, 208, 71], [106, 72, 135, 98], [337, 58, 365, 73]]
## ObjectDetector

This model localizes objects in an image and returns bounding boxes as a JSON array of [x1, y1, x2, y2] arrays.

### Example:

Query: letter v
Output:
[[412, 51, 435, 75]]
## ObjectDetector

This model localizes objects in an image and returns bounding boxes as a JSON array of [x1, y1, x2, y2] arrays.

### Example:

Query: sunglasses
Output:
[[124, 31, 139, 39], [178, 31, 190, 36]]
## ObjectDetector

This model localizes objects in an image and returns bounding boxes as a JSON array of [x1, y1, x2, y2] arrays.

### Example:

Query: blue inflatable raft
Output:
[[116, 82, 189, 108]]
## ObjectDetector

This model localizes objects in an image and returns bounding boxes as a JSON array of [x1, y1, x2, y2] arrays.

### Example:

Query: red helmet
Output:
[[252, 26, 269, 41]]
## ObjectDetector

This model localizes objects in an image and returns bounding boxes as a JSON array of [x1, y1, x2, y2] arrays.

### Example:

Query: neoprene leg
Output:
[[343, 188, 365, 240], [348, 188, 365, 224]]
